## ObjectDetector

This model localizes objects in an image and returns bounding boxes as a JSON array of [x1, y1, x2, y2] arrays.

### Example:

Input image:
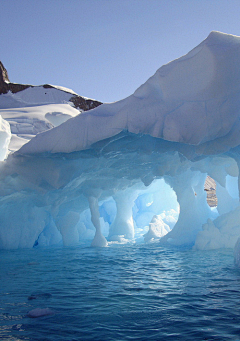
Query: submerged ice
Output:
[[1, 31, 240, 254]]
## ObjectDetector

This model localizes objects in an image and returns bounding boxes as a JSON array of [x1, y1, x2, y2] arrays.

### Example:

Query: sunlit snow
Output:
[[1, 31, 240, 258]]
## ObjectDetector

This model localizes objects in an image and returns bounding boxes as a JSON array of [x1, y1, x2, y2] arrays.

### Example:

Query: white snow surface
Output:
[[47, 84, 79, 96], [0, 86, 77, 109], [1, 104, 80, 152], [18, 31, 240, 155], [0, 88, 82, 152]]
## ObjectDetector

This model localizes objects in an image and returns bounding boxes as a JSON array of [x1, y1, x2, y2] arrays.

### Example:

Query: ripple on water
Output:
[[0, 245, 240, 340]]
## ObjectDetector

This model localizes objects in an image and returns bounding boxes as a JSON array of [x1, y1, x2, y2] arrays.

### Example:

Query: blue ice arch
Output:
[[1, 32, 240, 261]]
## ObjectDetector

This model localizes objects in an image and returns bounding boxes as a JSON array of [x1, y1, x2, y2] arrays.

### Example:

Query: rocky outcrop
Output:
[[4, 83, 31, 94], [0, 61, 102, 110], [0, 61, 10, 83], [69, 95, 102, 111], [41, 84, 102, 110]]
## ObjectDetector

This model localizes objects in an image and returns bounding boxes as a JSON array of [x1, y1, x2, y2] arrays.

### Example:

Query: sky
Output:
[[1, 0, 240, 103]]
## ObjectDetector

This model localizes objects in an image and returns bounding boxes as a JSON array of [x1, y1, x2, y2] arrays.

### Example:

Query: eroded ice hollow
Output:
[[1, 31, 240, 253]]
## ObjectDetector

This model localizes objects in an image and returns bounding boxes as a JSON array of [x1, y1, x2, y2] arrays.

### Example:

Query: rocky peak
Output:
[[0, 61, 10, 84], [0, 61, 30, 94]]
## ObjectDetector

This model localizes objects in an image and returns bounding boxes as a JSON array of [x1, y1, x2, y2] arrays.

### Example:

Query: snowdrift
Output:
[[1, 31, 240, 254]]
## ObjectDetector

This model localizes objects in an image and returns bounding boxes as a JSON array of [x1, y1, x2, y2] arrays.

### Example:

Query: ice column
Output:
[[161, 170, 213, 246], [88, 196, 108, 247], [108, 190, 138, 241]]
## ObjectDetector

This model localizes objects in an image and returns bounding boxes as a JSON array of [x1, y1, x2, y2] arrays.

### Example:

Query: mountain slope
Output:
[[0, 61, 103, 154]]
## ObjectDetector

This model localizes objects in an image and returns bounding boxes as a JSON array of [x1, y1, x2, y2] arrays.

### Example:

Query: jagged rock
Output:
[[69, 95, 102, 111], [0, 61, 32, 94], [0, 61, 102, 111], [0, 61, 10, 83]]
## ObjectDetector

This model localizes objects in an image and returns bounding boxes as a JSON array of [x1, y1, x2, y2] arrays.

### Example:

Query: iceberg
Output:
[[18, 31, 240, 154], [1, 31, 240, 253]]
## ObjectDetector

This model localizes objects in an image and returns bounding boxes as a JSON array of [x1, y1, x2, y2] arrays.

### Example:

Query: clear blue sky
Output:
[[1, 0, 240, 103]]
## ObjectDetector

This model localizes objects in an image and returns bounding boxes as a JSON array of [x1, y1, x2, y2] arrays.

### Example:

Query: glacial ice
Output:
[[1, 31, 240, 255], [0, 114, 11, 160]]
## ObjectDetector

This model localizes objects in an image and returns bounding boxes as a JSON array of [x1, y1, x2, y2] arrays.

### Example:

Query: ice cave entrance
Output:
[[70, 178, 180, 246]]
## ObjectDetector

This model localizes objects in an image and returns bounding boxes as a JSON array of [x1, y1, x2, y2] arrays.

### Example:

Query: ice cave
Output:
[[1, 31, 240, 263]]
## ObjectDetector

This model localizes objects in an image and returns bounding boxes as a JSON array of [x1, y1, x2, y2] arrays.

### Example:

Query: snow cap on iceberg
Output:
[[18, 31, 240, 155]]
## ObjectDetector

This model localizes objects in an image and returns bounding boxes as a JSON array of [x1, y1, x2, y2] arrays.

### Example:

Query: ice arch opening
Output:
[[0, 132, 240, 251], [133, 179, 179, 243], [51, 179, 179, 246], [105, 179, 180, 243]]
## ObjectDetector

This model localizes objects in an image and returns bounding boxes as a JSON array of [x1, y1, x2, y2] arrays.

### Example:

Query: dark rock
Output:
[[0, 61, 10, 83], [69, 95, 102, 111], [0, 61, 31, 94]]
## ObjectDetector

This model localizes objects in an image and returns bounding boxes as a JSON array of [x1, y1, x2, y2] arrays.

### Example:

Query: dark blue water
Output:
[[1, 244, 240, 340]]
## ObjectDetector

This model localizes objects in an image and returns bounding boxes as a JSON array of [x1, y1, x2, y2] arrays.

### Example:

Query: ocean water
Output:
[[1, 244, 240, 341]]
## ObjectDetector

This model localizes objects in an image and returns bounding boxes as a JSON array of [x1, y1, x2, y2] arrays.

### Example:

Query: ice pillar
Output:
[[161, 170, 213, 246], [88, 196, 108, 247], [108, 190, 138, 241]]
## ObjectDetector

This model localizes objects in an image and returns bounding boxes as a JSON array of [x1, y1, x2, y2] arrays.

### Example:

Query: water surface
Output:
[[1, 245, 240, 340]]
